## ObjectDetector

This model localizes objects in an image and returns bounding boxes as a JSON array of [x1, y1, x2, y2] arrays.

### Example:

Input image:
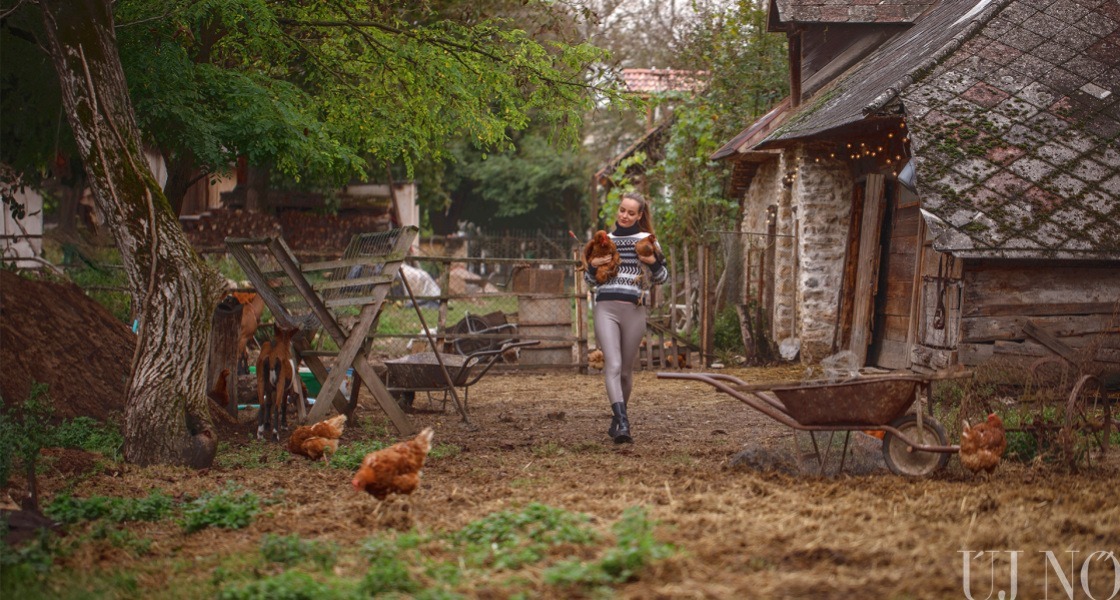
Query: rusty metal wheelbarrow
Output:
[[384, 340, 539, 413], [658, 371, 963, 477]]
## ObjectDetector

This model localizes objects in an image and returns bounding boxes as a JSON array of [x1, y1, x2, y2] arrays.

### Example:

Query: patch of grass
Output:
[[45, 490, 173, 524], [0, 528, 55, 597], [328, 438, 387, 471], [0, 382, 54, 490], [215, 440, 290, 469], [217, 570, 347, 600], [530, 441, 565, 458], [181, 482, 260, 533], [544, 506, 674, 588], [359, 553, 420, 595], [259, 534, 337, 570], [451, 503, 598, 571], [51, 417, 123, 461], [429, 442, 461, 460]]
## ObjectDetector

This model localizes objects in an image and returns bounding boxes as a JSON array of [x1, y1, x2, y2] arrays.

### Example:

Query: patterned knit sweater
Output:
[[585, 223, 668, 304]]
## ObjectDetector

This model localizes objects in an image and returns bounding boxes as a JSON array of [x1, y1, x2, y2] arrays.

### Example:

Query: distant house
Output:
[[714, 0, 1119, 372]]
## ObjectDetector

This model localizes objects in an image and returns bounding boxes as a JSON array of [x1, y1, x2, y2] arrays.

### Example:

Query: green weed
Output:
[[181, 482, 260, 533], [49, 416, 124, 461], [46, 490, 173, 524], [429, 443, 461, 460], [359, 554, 420, 595], [328, 439, 387, 471], [544, 506, 674, 587], [452, 503, 598, 570], [259, 533, 337, 570], [0, 528, 55, 597], [217, 570, 345, 600]]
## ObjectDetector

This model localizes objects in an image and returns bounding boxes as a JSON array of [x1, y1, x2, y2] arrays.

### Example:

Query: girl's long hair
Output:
[[621, 191, 655, 234]]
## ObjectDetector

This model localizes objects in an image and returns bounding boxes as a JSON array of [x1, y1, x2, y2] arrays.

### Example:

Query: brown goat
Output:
[[256, 325, 301, 441], [230, 292, 266, 374]]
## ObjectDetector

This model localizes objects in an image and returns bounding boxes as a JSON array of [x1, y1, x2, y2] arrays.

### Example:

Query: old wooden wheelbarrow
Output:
[[658, 371, 965, 476], [384, 340, 540, 414]]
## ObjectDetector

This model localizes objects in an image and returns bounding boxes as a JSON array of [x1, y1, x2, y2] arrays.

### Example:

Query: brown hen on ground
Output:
[[287, 414, 347, 462], [960, 413, 1007, 475], [352, 427, 434, 500]]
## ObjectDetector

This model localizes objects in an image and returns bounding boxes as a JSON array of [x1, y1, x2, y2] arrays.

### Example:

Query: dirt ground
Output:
[[16, 366, 1118, 599], [3, 270, 1117, 598]]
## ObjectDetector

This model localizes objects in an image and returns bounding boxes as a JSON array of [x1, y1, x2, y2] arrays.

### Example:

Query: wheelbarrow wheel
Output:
[[882, 415, 950, 477]]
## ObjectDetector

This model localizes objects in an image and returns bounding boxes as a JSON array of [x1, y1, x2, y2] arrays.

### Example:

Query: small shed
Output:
[[714, 0, 1120, 373]]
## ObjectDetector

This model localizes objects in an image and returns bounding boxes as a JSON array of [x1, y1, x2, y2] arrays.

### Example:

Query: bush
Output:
[[260, 534, 337, 570]]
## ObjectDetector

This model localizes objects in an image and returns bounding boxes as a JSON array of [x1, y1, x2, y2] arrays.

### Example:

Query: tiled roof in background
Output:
[[773, 0, 938, 23], [904, 0, 1120, 259], [621, 69, 707, 94], [762, 0, 999, 143]]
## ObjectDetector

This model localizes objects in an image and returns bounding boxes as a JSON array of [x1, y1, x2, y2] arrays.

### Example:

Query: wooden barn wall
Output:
[[954, 260, 1120, 370]]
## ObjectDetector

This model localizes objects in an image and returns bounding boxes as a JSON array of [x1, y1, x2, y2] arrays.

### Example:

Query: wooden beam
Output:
[[1023, 320, 1082, 365], [848, 174, 886, 365]]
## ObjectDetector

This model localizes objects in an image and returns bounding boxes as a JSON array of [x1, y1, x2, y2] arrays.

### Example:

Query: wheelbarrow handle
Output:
[[459, 340, 542, 386]]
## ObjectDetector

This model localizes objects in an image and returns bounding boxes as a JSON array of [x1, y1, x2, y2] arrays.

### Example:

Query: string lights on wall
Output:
[[783, 118, 912, 185]]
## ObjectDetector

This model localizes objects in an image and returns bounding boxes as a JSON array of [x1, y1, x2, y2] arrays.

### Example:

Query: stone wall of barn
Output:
[[790, 149, 853, 362], [738, 147, 853, 364]]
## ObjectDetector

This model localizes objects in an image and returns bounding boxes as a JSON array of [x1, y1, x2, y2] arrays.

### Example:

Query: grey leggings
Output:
[[593, 300, 647, 406]]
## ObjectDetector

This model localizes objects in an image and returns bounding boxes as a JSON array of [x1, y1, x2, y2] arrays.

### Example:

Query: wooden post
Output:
[[208, 300, 242, 418], [850, 174, 886, 365]]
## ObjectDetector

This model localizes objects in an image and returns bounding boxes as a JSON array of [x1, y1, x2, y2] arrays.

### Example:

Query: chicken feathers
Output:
[[634, 234, 662, 262], [288, 414, 347, 461], [584, 231, 620, 284], [352, 427, 434, 500], [960, 413, 1007, 474]]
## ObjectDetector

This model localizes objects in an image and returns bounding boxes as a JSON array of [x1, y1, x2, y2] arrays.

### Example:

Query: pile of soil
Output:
[[0, 270, 133, 421]]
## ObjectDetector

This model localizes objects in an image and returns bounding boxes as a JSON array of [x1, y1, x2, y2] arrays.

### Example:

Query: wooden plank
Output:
[[874, 339, 910, 369], [963, 302, 1118, 318], [958, 342, 994, 366], [1023, 321, 1080, 364], [962, 264, 1120, 312], [992, 339, 1120, 364], [960, 314, 1117, 342], [890, 205, 920, 237], [849, 174, 886, 364]]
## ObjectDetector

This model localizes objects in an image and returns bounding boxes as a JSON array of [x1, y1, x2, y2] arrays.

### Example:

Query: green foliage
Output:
[[217, 570, 342, 600], [181, 482, 260, 533], [108, 0, 620, 199], [45, 490, 173, 525], [429, 443, 461, 460], [449, 132, 592, 231], [649, 0, 789, 245], [359, 553, 420, 596], [49, 417, 124, 461], [452, 503, 598, 570], [544, 506, 674, 588], [713, 307, 745, 354], [327, 439, 387, 472], [0, 528, 56, 597], [259, 534, 337, 571], [0, 383, 54, 489]]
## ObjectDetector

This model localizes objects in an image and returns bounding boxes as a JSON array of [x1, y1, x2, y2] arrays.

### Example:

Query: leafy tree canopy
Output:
[[651, 0, 788, 242], [113, 0, 620, 188]]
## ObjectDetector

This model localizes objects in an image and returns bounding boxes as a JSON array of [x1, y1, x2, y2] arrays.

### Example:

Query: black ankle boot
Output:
[[611, 402, 632, 444], [608, 414, 619, 439]]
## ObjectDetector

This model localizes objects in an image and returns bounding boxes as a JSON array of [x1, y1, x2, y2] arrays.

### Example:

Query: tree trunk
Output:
[[38, 0, 224, 467]]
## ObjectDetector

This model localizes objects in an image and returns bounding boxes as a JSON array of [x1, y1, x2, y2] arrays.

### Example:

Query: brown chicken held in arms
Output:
[[352, 427, 434, 500], [287, 414, 347, 462], [634, 234, 663, 262], [584, 230, 620, 284], [959, 413, 1007, 474]]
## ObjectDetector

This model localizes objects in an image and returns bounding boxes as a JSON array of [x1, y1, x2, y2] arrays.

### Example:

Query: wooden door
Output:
[[868, 182, 921, 368]]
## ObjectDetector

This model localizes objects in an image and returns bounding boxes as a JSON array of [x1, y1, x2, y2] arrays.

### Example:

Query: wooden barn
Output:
[[714, 0, 1120, 373]]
